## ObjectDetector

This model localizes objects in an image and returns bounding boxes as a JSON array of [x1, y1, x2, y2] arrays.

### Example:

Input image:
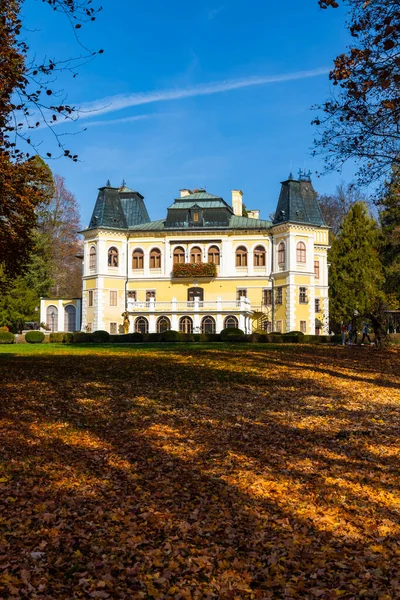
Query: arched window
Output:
[[132, 248, 144, 269], [135, 317, 148, 334], [254, 245, 266, 267], [46, 305, 58, 333], [64, 305, 76, 332], [89, 246, 96, 269], [277, 241, 285, 265], [224, 315, 238, 329], [190, 246, 202, 264], [201, 316, 216, 334], [208, 245, 220, 265], [156, 316, 170, 333], [173, 246, 185, 264], [150, 248, 161, 269], [296, 241, 306, 263], [236, 246, 248, 267], [108, 246, 119, 267], [179, 316, 193, 334]]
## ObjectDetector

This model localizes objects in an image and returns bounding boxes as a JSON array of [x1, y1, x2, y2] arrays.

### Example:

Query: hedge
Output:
[[109, 333, 143, 343], [25, 331, 45, 344], [49, 332, 74, 343], [220, 327, 244, 341], [72, 332, 93, 343], [92, 330, 110, 343], [0, 331, 15, 344], [161, 330, 180, 342]]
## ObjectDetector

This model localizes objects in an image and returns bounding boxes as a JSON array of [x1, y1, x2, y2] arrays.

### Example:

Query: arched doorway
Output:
[[46, 305, 58, 332], [64, 305, 76, 332]]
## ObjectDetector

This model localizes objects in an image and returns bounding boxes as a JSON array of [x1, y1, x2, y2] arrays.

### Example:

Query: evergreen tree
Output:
[[378, 170, 400, 303], [328, 202, 384, 329]]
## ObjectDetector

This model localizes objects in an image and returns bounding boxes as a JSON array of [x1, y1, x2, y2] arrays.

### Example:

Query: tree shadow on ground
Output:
[[0, 346, 399, 599]]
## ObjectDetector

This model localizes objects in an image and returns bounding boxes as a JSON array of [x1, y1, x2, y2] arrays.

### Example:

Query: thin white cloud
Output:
[[76, 66, 330, 121], [82, 114, 155, 127], [207, 5, 225, 20]]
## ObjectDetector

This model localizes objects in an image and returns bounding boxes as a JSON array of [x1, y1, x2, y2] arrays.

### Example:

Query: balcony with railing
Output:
[[127, 297, 252, 314]]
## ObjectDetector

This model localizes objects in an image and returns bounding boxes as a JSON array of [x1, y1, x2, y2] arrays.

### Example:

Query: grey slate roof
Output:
[[174, 191, 221, 201], [88, 185, 150, 230], [229, 215, 272, 228], [273, 178, 326, 226], [168, 200, 229, 210]]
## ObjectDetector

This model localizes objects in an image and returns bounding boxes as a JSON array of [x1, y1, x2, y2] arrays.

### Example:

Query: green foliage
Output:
[[92, 330, 110, 343], [109, 333, 143, 344], [199, 333, 221, 342], [328, 202, 384, 329], [161, 330, 180, 342], [378, 170, 400, 303], [0, 331, 14, 344], [72, 332, 93, 343], [220, 327, 244, 341], [284, 331, 305, 336], [25, 331, 45, 344], [50, 332, 73, 343]]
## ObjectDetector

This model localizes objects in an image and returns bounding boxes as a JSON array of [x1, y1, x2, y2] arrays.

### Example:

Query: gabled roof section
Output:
[[273, 176, 326, 227], [129, 219, 165, 231], [87, 184, 150, 230]]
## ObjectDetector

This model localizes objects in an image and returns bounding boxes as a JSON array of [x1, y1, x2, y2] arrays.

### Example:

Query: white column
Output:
[[308, 285, 315, 335], [239, 314, 246, 331], [216, 297, 223, 332], [248, 250, 254, 276], [58, 300, 63, 332], [149, 314, 156, 333], [96, 277, 105, 331], [193, 313, 200, 333], [171, 298, 178, 330]]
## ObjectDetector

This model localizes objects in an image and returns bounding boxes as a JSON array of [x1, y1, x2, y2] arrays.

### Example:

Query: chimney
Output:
[[231, 189, 243, 216], [247, 209, 260, 220], [180, 189, 191, 198]]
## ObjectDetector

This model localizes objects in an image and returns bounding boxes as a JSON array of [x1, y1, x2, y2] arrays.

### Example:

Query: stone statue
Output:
[[122, 311, 130, 334]]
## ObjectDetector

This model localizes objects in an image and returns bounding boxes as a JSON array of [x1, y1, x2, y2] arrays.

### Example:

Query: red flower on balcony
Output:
[[172, 262, 217, 278]]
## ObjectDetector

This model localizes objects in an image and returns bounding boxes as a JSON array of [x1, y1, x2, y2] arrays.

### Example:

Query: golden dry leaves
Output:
[[0, 344, 399, 599]]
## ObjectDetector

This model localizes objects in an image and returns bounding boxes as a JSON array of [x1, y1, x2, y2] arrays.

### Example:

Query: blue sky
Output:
[[23, 0, 355, 225]]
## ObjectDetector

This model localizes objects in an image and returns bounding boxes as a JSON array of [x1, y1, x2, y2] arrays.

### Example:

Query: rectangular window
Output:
[[128, 291, 137, 301], [237, 289, 247, 300], [262, 320, 272, 333], [300, 320, 307, 333], [110, 291, 118, 306], [110, 322, 117, 334], [276, 320, 282, 333], [88, 290, 93, 307], [146, 290, 156, 302], [315, 298, 320, 313], [193, 212, 199, 222], [299, 287, 308, 303], [275, 287, 283, 305], [314, 260, 320, 279], [263, 289, 272, 305]]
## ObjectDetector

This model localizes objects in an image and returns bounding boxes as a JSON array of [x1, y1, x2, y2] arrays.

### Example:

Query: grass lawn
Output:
[[0, 344, 399, 599]]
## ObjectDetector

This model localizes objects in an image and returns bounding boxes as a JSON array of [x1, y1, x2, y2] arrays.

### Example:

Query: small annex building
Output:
[[40, 172, 330, 335]]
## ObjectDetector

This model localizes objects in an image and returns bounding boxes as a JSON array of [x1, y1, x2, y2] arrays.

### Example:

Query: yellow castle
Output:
[[40, 171, 329, 335]]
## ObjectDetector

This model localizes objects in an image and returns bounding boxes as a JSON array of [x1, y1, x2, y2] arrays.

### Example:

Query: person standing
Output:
[[347, 322, 353, 345], [341, 322, 347, 346], [361, 322, 372, 345]]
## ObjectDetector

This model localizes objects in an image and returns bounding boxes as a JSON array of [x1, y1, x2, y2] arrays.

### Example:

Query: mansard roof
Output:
[[88, 184, 150, 230], [273, 174, 326, 227]]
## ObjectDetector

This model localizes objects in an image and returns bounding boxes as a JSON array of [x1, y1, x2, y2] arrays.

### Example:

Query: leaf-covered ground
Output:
[[0, 344, 399, 599]]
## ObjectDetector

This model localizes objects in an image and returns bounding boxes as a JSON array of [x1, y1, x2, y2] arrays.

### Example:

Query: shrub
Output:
[[161, 330, 180, 342], [199, 333, 221, 342], [147, 333, 163, 342], [92, 330, 110, 343], [179, 333, 195, 342], [220, 327, 244, 341], [0, 326, 9, 332], [251, 333, 269, 343], [50, 332, 64, 343], [266, 334, 284, 343], [284, 331, 305, 337], [0, 331, 14, 344], [109, 332, 143, 343], [63, 333, 73, 344], [281, 335, 301, 343], [224, 334, 251, 343], [73, 332, 93, 343], [25, 331, 45, 344]]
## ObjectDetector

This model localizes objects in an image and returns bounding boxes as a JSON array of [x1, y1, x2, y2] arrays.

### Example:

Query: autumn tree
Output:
[[0, 0, 100, 280], [39, 174, 82, 298], [317, 182, 368, 236], [328, 202, 384, 330], [314, 0, 400, 185]]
